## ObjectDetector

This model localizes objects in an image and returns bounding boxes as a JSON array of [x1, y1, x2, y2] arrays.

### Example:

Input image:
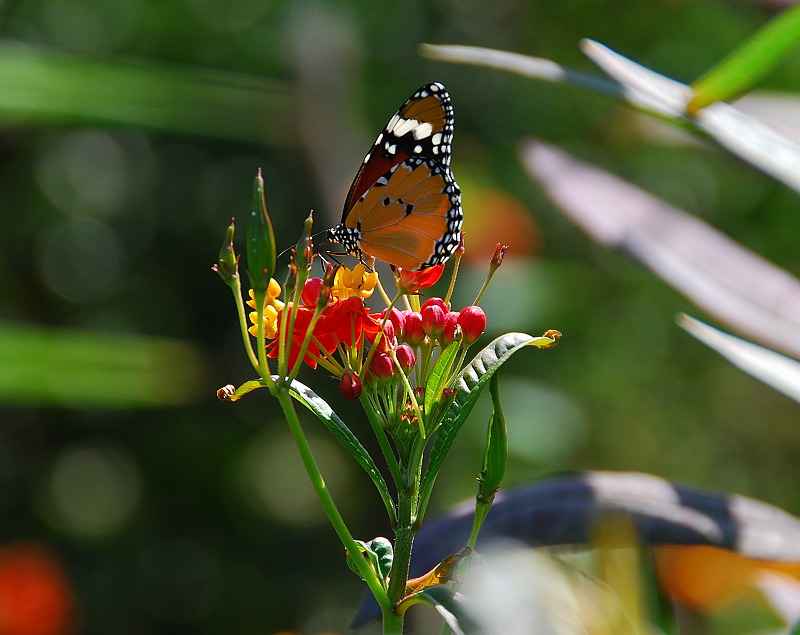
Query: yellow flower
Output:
[[333, 264, 378, 299], [246, 279, 284, 339]]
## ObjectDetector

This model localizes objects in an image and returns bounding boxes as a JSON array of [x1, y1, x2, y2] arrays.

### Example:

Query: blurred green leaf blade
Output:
[[0, 322, 204, 407], [690, 4, 800, 111], [0, 41, 292, 143]]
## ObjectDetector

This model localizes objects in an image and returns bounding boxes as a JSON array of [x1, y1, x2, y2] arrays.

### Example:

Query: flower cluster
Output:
[[242, 246, 493, 439]]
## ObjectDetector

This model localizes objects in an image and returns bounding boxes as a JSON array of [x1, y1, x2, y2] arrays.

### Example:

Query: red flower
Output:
[[267, 306, 337, 369], [319, 296, 381, 346], [395, 264, 445, 294]]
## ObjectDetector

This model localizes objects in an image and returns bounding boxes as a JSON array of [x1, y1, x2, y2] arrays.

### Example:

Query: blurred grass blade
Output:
[[678, 314, 800, 405], [581, 39, 800, 194], [0, 40, 292, 143], [420, 43, 623, 98], [0, 322, 203, 407], [426, 42, 800, 193], [690, 4, 800, 112], [521, 140, 800, 359]]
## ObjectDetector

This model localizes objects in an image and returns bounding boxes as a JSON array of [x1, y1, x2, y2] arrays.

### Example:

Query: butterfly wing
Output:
[[329, 82, 462, 270]]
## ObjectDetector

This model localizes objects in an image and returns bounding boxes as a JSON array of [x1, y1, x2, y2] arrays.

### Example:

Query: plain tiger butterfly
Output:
[[325, 82, 463, 271]]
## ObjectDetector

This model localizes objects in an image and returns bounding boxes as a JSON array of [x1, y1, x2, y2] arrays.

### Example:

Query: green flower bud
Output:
[[246, 169, 276, 292]]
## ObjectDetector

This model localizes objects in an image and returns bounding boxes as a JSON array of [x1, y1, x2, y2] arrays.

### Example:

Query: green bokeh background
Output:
[[2, 0, 800, 632]]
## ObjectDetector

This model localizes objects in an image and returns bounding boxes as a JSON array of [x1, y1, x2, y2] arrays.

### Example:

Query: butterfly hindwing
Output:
[[348, 157, 461, 271], [329, 82, 462, 271]]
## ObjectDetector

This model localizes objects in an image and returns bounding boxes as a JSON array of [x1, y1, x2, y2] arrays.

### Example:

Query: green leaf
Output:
[[478, 372, 507, 503], [690, 4, 800, 111], [0, 41, 291, 143], [0, 322, 203, 407], [246, 170, 276, 292], [419, 332, 555, 516], [423, 340, 460, 421], [347, 537, 393, 589], [398, 585, 484, 635], [287, 378, 395, 523]]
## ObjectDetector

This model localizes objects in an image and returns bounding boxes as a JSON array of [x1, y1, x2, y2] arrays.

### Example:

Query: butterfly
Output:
[[325, 82, 463, 271]]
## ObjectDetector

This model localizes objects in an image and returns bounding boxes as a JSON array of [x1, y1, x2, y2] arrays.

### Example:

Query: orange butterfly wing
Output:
[[328, 82, 462, 270]]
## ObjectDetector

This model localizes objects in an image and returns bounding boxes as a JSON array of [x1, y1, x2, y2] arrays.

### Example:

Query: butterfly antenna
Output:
[[276, 229, 332, 266]]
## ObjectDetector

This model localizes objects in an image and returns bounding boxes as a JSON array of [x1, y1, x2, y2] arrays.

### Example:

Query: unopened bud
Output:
[[339, 369, 363, 401], [458, 306, 487, 345], [395, 344, 417, 373], [214, 219, 238, 282]]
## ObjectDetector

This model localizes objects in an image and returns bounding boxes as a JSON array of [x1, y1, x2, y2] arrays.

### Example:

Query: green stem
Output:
[[228, 276, 260, 373], [361, 396, 404, 500], [274, 389, 390, 612]]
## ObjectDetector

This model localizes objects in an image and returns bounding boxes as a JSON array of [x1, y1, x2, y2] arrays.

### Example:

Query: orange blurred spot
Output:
[[653, 545, 800, 612], [462, 189, 540, 264], [0, 542, 75, 635]]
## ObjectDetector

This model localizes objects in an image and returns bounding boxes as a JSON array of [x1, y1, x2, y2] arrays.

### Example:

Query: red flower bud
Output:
[[395, 344, 417, 372], [369, 352, 395, 381], [382, 307, 406, 337], [302, 277, 324, 306], [421, 297, 448, 313], [441, 311, 461, 347], [402, 311, 425, 347], [491, 243, 509, 268], [339, 369, 363, 401], [458, 305, 486, 344], [421, 304, 445, 339]]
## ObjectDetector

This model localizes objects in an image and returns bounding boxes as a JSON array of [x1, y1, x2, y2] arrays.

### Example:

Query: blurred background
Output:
[[1, 0, 800, 633]]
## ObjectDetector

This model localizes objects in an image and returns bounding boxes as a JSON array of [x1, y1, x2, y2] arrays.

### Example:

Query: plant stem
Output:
[[274, 389, 390, 613]]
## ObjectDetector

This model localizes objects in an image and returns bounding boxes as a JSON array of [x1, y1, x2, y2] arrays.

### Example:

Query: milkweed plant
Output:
[[213, 171, 560, 634]]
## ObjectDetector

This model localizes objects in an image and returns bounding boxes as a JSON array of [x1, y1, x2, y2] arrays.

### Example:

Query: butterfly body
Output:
[[327, 82, 462, 271]]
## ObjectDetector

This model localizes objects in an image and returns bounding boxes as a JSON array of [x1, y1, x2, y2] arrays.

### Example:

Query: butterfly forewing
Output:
[[329, 82, 462, 271]]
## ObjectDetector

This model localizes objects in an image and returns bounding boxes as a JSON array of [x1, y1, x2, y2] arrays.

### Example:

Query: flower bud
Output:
[[401, 311, 425, 347], [491, 243, 509, 268], [421, 304, 445, 339], [302, 278, 324, 306], [246, 169, 276, 292], [214, 219, 238, 282], [382, 307, 406, 336], [441, 311, 461, 347], [458, 306, 486, 344], [339, 369, 363, 401], [421, 297, 448, 313], [369, 352, 395, 381], [395, 344, 417, 373]]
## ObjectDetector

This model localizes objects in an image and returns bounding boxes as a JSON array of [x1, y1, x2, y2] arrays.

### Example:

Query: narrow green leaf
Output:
[[287, 378, 395, 522], [424, 341, 461, 418], [398, 586, 484, 635], [0, 41, 291, 142], [419, 332, 555, 516], [0, 322, 203, 407], [478, 372, 507, 503], [690, 4, 800, 111]]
